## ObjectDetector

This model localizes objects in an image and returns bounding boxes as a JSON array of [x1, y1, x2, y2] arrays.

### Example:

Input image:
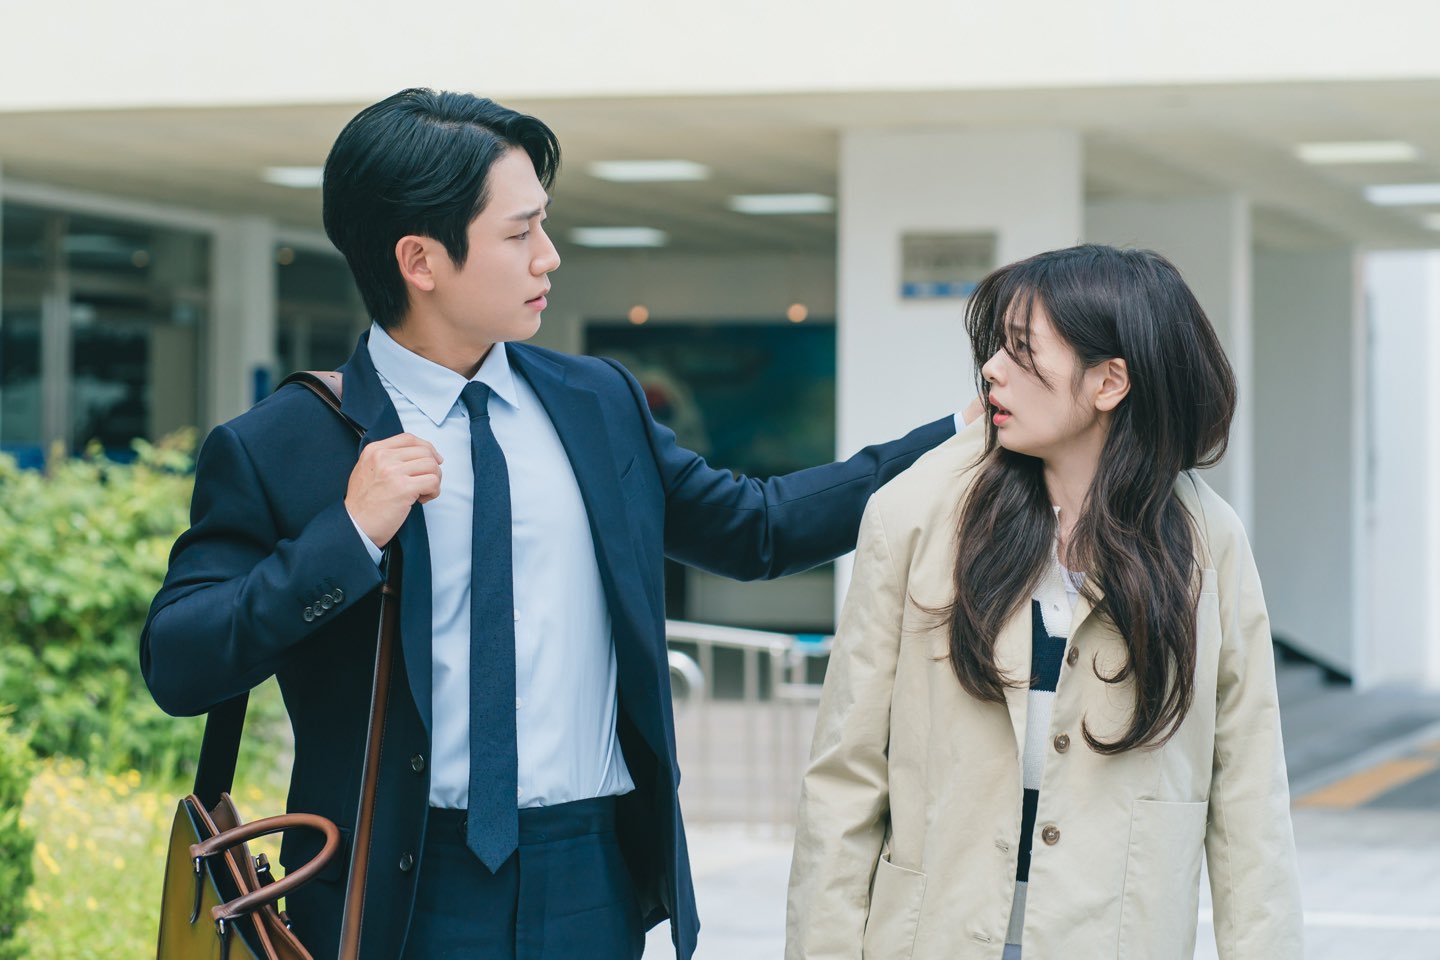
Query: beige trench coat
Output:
[[787, 421, 1302, 959]]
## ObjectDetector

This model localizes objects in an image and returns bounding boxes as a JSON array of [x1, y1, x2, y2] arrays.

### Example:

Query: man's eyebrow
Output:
[[506, 197, 554, 221]]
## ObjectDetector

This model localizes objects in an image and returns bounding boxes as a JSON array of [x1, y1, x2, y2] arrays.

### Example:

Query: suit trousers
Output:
[[402, 796, 645, 960]]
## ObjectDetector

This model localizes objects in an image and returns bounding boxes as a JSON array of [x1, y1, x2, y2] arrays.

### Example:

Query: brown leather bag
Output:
[[155, 372, 400, 960]]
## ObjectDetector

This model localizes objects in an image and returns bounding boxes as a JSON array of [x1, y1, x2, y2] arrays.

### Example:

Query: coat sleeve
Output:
[[786, 499, 905, 959], [139, 422, 384, 717], [1204, 516, 1304, 958], [602, 357, 955, 581]]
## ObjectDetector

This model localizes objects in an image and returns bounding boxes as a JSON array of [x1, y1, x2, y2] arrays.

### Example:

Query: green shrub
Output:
[[0, 434, 205, 780], [0, 715, 37, 959]]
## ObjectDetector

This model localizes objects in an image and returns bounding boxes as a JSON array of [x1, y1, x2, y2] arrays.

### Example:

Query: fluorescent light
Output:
[[588, 160, 711, 183], [1296, 141, 1420, 165], [1364, 183, 1440, 206], [569, 227, 669, 248], [728, 193, 835, 215], [263, 166, 324, 189]]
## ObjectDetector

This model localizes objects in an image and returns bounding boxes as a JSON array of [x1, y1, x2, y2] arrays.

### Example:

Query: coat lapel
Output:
[[995, 602, 1033, 757], [338, 334, 436, 736]]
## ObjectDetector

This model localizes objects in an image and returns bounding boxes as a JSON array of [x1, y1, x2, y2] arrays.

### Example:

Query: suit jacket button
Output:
[[303, 607, 315, 622], [333, 587, 345, 603], [320, 595, 334, 610], [411, 754, 425, 773], [399, 852, 414, 872], [1041, 824, 1061, 846]]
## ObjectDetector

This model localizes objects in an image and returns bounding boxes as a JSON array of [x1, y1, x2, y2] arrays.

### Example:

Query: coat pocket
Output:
[[862, 854, 927, 959], [1118, 799, 1208, 960]]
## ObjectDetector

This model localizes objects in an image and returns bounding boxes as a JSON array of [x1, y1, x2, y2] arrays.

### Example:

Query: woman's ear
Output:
[[395, 235, 438, 293], [1094, 357, 1131, 412]]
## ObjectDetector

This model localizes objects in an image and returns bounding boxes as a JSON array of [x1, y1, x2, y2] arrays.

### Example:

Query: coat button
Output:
[[410, 754, 425, 773], [399, 852, 414, 872], [1054, 733, 1071, 753], [1066, 646, 1079, 666], [303, 607, 315, 622], [1041, 824, 1061, 846], [333, 587, 345, 603]]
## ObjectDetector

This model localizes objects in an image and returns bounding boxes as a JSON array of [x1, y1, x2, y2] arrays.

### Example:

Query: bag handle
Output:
[[191, 811, 342, 923]]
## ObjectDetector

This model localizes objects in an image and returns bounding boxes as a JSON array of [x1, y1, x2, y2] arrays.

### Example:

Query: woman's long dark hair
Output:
[[945, 244, 1236, 753]]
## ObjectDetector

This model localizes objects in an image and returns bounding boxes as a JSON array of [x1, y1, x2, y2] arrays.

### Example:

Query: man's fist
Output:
[[345, 434, 444, 548]]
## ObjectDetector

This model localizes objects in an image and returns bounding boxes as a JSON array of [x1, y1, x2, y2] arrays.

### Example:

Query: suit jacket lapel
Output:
[[507, 346, 665, 730], [338, 334, 436, 736]]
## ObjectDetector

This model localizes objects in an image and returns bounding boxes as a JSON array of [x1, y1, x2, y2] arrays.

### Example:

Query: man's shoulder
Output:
[[510, 342, 634, 396]]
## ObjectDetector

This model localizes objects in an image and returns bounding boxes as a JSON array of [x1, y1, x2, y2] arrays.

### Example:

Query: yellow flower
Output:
[[65, 835, 78, 851], [112, 855, 126, 870], [35, 842, 61, 875], [85, 896, 99, 911]]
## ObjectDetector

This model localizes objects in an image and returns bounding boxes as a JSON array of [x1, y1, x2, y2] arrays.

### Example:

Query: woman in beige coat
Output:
[[788, 245, 1302, 959]]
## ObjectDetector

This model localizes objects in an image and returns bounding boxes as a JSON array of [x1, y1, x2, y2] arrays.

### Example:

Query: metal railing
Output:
[[665, 619, 832, 832]]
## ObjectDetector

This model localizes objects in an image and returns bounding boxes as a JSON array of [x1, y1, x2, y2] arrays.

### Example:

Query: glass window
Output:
[[275, 245, 365, 375]]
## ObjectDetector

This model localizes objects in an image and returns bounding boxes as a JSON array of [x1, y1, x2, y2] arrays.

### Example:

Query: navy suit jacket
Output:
[[141, 332, 955, 959]]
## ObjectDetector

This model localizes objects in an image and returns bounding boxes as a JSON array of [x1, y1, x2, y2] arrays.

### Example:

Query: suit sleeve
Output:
[[1205, 518, 1304, 958], [603, 358, 955, 580], [785, 500, 902, 958], [140, 423, 384, 717]]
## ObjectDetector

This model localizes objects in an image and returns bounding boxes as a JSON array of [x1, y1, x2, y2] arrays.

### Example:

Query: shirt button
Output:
[[515, 697, 523, 710], [513, 609, 520, 622], [1054, 733, 1071, 753], [1041, 824, 1061, 846], [1066, 647, 1079, 666], [410, 754, 425, 773], [398, 852, 415, 872], [517, 786, 523, 799]]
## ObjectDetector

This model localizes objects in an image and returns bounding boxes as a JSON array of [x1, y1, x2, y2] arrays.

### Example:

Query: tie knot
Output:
[[459, 381, 493, 421]]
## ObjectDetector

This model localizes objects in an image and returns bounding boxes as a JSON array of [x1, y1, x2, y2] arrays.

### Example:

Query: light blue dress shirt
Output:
[[348, 323, 634, 809]]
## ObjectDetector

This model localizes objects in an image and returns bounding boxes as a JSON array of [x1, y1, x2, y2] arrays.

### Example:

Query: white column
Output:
[[207, 216, 277, 426], [835, 128, 1084, 610], [1362, 252, 1440, 690], [1086, 196, 1254, 531], [1252, 247, 1364, 679], [837, 128, 1083, 457]]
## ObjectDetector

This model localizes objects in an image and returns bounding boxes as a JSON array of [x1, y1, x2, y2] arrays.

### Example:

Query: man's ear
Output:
[[1094, 357, 1131, 412], [395, 235, 438, 293]]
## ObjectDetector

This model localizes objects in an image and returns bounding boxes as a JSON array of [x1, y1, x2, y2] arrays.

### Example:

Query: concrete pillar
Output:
[[1252, 247, 1363, 679], [207, 216, 277, 426], [836, 128, 1084, 457], [1086, 196, 1254, 531], [1362, 252, 1440, 690]]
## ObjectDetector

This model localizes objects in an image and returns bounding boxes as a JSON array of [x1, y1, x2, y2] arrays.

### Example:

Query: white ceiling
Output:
[[3, 80, 1439, 255]]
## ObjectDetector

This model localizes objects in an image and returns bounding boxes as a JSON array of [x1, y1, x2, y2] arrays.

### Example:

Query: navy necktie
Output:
[[458, 381, 518, 871]]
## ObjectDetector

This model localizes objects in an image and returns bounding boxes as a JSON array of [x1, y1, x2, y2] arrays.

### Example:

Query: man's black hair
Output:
[[322, 88, 561, 330]]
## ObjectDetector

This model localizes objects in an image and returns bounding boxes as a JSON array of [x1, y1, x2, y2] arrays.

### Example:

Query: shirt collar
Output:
[[366, 322, 520, 427]]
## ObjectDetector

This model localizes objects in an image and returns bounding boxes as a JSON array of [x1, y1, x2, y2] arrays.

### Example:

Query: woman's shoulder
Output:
[[1174, 470, 1250, 569], [869, 420, 987, 533]]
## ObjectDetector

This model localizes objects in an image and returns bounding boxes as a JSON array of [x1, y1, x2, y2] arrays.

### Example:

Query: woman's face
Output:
[[980, 302, 1116, 460]]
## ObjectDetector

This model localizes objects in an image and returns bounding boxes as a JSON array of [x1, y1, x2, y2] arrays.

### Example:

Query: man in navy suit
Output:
[[141, 88, 961, 960]]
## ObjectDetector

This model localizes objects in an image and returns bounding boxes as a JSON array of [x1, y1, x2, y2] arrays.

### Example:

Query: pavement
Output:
[[643, 658, 1440, 958]]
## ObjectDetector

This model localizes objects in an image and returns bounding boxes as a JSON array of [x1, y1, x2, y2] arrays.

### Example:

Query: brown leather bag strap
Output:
[[277, 369, 401, 959], [191, 373, 355, 808]]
